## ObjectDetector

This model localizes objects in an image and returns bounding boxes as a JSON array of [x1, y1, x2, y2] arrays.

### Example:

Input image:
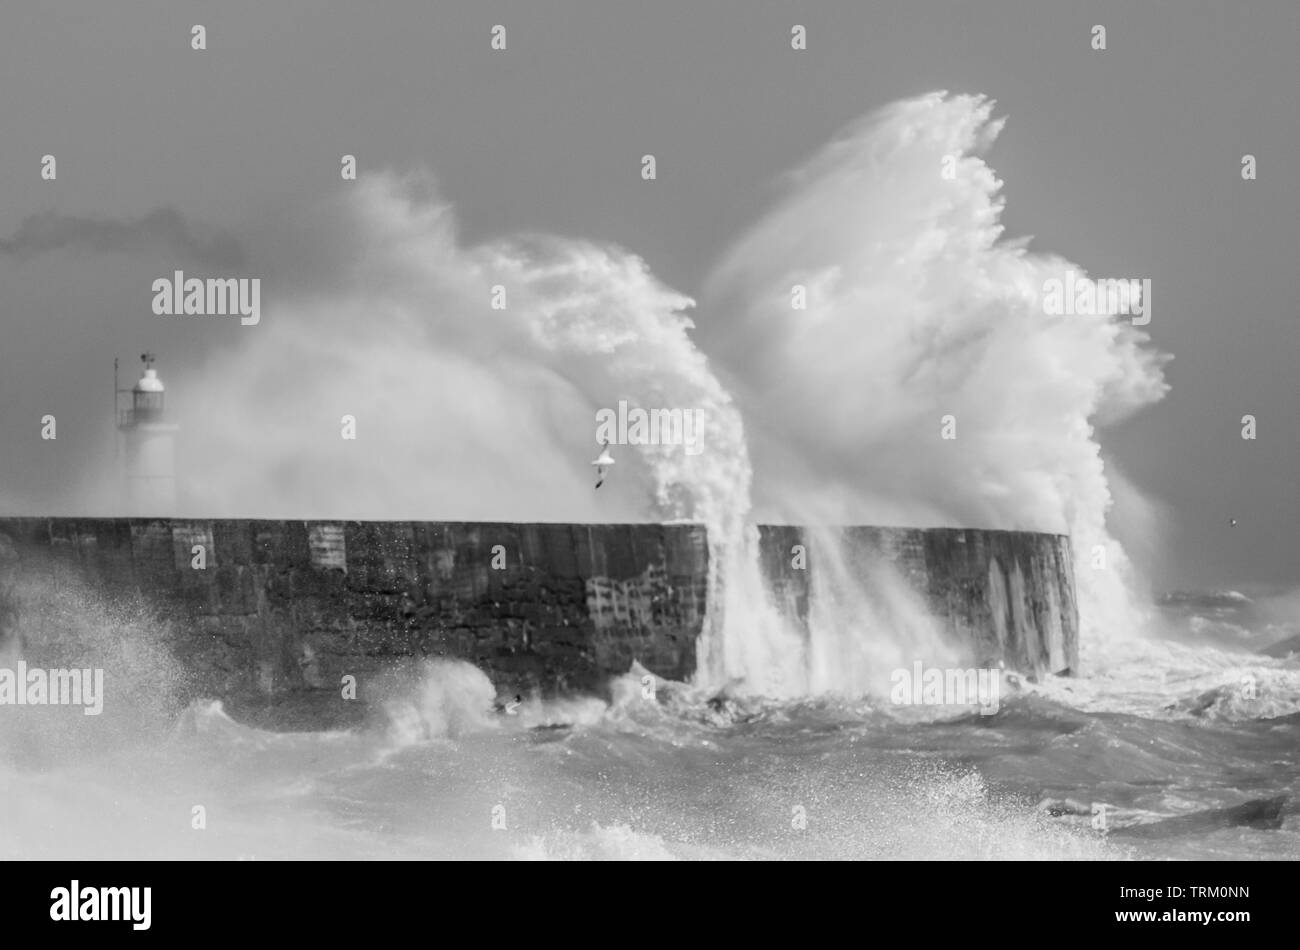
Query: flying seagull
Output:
[[591, 440, 615, 489]]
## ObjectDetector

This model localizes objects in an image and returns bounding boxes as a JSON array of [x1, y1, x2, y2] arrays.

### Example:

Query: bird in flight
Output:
[[591, 440, 615, 489]]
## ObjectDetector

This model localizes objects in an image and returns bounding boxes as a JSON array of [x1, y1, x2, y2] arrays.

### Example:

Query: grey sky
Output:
[[0, 0, 1296, 591]]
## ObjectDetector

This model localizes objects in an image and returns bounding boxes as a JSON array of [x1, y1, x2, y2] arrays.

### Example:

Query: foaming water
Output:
[[0, 663, 1123, 861], [5, 641, 1296, 861], [0, 562, 188, 770], [689, 94, 1172, 695], [803, 525, 960, 696], [168, 176, 750, 538], [1037, 629, 1300, 723], [699, 92, 1169, 651], [695, 526, 805, 697], [376, 660, 500, 746]]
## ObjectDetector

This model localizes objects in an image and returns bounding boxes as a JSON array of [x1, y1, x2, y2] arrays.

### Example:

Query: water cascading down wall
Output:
[[0, 518, 1078, 720]]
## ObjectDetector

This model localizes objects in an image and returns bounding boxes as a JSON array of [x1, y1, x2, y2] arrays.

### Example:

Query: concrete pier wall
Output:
[[758, 526, 1078, 680], [0, 518, 1077, 715]]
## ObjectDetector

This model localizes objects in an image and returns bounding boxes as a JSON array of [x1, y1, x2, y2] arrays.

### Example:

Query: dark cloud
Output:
[[0, 208, 245, 269]]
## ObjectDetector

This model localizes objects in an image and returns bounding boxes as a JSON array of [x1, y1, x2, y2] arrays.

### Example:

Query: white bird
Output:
[[591, 440, 615, 489]]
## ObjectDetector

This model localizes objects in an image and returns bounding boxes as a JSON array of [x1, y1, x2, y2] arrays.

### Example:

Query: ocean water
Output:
[[2, 586, 1297, 862]]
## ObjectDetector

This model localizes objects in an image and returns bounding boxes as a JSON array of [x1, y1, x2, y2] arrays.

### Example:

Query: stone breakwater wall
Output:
[[758, 526, 1078, 680], [0, 519, 1077, 717]]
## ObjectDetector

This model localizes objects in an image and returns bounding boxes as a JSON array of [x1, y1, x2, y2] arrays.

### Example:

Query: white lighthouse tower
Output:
[[116, 353, 179, 515]]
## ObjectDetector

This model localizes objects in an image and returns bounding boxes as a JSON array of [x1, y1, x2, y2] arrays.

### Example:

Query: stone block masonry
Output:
[[758, 526, 1078, 681], [0, 519, 1076, 722]]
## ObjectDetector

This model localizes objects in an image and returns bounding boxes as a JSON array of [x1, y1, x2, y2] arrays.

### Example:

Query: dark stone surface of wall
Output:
[[0, 519, 707, 706], [757, 526, 1078, 679], [0, 518, 1076, 713]]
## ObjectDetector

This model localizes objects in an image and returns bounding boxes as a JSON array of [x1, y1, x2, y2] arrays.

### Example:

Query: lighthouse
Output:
[[116, 353, 179, 515]]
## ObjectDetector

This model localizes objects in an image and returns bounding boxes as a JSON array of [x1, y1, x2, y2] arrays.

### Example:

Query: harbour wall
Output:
[[0, 519, 1077, 720]]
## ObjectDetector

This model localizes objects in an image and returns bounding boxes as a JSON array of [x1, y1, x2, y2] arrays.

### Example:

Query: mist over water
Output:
[[174, 174, 750, 536], [0, 561, 188, 771]]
